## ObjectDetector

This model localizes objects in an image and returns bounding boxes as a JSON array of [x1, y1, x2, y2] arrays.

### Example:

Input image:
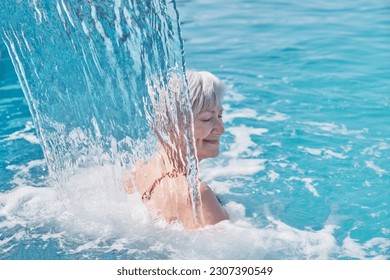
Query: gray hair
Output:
[[186, 70, 225, 115]]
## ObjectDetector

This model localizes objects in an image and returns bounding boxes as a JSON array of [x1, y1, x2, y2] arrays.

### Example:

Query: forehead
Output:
[[197, 104, 223, 115]]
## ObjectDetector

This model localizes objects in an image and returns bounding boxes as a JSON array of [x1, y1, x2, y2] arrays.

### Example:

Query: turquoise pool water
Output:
[[1, 0, 389, 259]]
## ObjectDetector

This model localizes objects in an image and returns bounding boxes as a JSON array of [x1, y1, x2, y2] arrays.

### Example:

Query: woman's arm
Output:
[[197, 181, 229, 226]]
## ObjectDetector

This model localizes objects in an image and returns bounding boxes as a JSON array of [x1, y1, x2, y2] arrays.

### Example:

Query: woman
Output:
[[126, 70, 228, 229]]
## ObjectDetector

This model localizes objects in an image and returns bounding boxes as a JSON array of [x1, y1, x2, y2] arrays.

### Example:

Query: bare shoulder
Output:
[[123, 159, 147, 194], [128, 158, 163, 195], [199, 181, 219, 199]]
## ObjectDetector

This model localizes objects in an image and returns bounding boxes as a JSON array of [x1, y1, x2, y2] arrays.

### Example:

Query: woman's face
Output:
[[193, 105, 225, 161]]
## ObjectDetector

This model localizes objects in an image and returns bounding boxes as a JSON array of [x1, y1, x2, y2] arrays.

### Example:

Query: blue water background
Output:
[[180, 0, 390, 243], [1, 0, 389, 259]]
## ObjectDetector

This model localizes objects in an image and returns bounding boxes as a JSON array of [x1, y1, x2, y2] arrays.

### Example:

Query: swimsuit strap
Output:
[[141, 169, 186, 200]]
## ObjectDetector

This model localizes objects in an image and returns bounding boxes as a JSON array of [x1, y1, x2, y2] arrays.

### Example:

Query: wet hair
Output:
[[186, 70, 225, 115]]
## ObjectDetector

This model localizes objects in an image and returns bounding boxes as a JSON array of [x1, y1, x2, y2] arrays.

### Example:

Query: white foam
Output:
[[199, 158, 266, 181], [208, 180, 234, 195], [224, 108, 289, 123], [1, 164, 388, 259], [3, 121, 40, 144], [324, 150, 348, 159], [341, 235, 367, 259], [382, 228, 390, 235], [365, 160, 387, 176], [288, 177, 319, 197], [223, 108, 257, 123], [362, 142, 390, 156], [298, 146, 348, 159], [223, 201, 246, 222], [223, 125, 268, 158], [169, 216, 340, 259], [341, 236, 390, 260], [0, 84, 21, 91], [6, 159, 46, 174], [299, 146, 322, 156], [223, 86, 245, 102], [270, 142, 282, 147], [364, 238, 390, 257], [267, 170, 280, 182], [257, 111, 289, 122], [363, 180, 371, 187], [303, 121, 368, 136]]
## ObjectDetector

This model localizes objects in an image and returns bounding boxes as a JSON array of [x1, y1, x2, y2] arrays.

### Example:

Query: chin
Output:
[[198, 150, 219, 161]]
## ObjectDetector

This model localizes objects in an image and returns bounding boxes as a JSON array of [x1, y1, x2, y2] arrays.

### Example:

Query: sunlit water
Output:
[[1, 0, 389, 259]]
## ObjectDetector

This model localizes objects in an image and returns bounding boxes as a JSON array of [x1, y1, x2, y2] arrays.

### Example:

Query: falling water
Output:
[[0, 0, 196, 182]]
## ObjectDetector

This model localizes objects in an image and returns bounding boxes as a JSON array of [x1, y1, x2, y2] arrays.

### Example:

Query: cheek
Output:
[[194, 122, 208, 140], [194, 124, 200, 139], [194, 124, 202, 140]]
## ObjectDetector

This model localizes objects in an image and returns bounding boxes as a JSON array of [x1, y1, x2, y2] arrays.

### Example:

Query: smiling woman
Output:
[[190, 71, 225, 161], [125, 70, 229, 229]]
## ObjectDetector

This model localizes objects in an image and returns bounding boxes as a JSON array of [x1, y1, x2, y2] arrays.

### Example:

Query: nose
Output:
[[212, 118, 225, 135]]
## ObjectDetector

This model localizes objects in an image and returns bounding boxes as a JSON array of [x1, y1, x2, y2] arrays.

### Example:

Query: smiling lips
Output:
[[204, 139, 219, 144]]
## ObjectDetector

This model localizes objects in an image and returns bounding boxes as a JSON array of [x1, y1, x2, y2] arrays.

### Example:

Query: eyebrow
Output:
[[199, 108, 224, 114]]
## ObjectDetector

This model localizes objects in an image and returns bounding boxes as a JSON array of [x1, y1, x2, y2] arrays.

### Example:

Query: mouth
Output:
[[203, 139, 219, 144]]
